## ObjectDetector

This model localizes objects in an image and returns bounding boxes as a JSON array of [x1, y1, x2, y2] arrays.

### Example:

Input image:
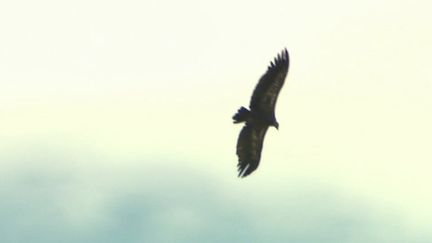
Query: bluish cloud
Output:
[[1, 151, 430, 243]]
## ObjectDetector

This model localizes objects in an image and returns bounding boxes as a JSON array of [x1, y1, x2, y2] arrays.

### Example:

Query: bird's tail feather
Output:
[[233, 107, 250, 123]]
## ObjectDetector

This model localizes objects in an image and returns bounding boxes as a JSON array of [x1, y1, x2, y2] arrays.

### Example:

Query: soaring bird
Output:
[[233, 48, 289, 177]]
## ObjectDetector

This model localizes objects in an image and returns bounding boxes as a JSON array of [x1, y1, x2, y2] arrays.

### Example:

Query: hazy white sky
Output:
[[1, 0, 432, 242]]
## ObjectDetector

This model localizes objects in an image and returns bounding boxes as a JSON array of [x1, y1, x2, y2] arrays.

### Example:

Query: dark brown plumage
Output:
[[233, 48, 289, 177]]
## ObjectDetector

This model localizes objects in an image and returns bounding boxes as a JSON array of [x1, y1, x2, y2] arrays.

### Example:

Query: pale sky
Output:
[[1, 0, 432, 242]]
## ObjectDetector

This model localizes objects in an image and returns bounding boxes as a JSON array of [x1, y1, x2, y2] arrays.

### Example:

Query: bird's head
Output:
[[273, 121, 279, 130]]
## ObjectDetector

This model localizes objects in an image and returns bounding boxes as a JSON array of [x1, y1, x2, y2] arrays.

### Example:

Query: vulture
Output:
[[232, 48, 290, 177]]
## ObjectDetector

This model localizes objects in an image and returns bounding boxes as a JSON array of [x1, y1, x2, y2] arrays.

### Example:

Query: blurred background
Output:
[[1, 0, 431, 242]]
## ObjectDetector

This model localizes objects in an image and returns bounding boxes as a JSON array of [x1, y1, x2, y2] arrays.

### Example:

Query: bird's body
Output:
[[233, 49, 289, 177]]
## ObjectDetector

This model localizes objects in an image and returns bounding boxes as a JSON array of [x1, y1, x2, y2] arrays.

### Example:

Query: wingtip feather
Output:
[[238, 164, 251, 178], [268, 48, 289, 70]]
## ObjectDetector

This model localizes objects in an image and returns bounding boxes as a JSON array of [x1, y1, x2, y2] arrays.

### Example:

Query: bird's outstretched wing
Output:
[[250, 49, 289, 115], [236, 123, 269, 177]]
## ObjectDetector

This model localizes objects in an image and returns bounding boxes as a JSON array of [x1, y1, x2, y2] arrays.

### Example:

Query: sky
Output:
[[1, 0, 432, 242]]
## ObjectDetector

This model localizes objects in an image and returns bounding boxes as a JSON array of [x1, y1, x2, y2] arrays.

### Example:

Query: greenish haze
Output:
[[1, 0, 432, 242]]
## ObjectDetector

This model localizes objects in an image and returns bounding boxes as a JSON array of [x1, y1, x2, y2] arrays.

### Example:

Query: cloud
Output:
[[1, 149, 431, 243]]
